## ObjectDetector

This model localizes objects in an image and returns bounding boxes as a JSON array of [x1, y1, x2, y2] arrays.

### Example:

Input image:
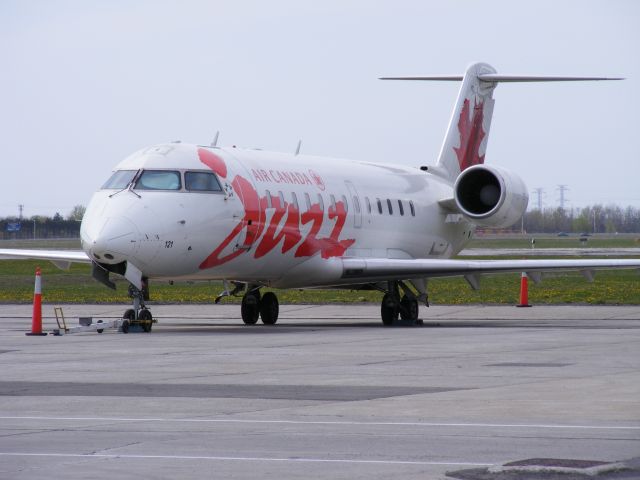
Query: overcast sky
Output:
[[1, 0, 638, 218]]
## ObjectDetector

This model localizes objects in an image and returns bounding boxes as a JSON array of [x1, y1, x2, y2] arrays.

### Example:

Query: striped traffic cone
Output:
[[26, 267, 47, 336], [516, 272, 532, 308]]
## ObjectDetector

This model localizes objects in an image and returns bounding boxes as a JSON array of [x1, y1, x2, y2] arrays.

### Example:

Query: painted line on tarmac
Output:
[[0, 452, 493, 466], [1, 416, 639, 430]]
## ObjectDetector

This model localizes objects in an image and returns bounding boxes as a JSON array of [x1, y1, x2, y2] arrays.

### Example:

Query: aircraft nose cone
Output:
[[85, 216, 140, 264]]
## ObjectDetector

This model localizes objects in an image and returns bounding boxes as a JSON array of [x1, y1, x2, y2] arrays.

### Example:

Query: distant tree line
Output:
[[0, 205, 85, 240], [2, 204, 640, 239], [522, 205, 640, 234]]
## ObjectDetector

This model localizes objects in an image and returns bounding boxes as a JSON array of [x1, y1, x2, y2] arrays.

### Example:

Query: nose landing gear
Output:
[[121, 282, 155, 333]]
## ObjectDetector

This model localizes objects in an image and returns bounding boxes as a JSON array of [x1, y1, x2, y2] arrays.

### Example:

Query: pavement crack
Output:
[[91, 441, 142, 456]]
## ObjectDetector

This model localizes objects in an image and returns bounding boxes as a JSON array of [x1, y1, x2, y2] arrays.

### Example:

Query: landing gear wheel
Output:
[[122, 309, 135, 334], [97, 319, 104, 334], [400, 295, 419, 321], [260, 292, 279, 325], [381, 293, 399, 326], [241, 291, 261, 325], [139, 309, 153, 332]]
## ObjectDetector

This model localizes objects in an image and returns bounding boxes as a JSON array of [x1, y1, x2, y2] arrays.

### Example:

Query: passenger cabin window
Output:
[[409, 200, 415, 216], [317, 194, 324, 211], [365, 197, 371, 214], [353, 196, 361, 213], [266, 190, 272, 208], [278, 191, 285, 207], [135, 170, 181, 190], [291, 192, 299, 210], [377, 198, 383, 214], [102, 170, 137, 189], [387, 199, 393, 215], [398, 200, 404, 216], [185, 171, 222, 192], [342, 195, 348, 212], [304, 192, 312, 211], [330, 194, 336, 209]]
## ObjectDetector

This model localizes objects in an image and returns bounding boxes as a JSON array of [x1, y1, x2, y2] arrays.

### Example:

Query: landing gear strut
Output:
[[380, 280, 420, 326], [240, 287, 279, 325], [121, 281, 154, 333]]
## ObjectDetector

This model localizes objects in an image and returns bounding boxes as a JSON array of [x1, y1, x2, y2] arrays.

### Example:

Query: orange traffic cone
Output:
[[26, 267, 47, 336], [516, 272, 531, 308]]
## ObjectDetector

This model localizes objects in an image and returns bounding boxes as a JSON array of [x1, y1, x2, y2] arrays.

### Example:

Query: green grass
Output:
[[0, 238, 81, 249], [1, 258, 639, 305], [2, 235, 640, 304], [468, 234, 640, 249]]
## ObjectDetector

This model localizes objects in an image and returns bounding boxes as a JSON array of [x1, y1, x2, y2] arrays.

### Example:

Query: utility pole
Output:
[[18, 204, 24, 220], [532, 188, 544, 211], [556, 185, 569, 210]]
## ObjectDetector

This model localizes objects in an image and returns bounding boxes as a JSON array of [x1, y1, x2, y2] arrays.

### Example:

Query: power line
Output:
[[557, 184, 569, 210], [532, 188, 544, 211]]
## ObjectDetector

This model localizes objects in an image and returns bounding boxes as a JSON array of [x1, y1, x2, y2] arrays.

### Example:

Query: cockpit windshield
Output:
[[100, 169, 223, 193], [101, 170, 137, 189], [134, 170, 182, 190], [185, 171, 222, 192]]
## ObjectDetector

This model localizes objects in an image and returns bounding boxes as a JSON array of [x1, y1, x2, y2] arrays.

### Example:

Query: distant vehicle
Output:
[[580, 233, 592, 237], [557, 232, 569, 237]]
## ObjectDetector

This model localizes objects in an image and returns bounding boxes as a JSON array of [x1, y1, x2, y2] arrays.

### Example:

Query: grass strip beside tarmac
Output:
[[1, 259, 639, 305]]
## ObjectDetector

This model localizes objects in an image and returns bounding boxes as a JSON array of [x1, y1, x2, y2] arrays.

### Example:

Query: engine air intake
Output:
[[454, 165, 528, 228]]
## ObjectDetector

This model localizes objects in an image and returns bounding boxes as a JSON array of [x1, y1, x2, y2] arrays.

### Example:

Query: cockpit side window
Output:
[[101, 170, 137, 189], [135, 170, 181, 190], [185, 171, 222, 192]]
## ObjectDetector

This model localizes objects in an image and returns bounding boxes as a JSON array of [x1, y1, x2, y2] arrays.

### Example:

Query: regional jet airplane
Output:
[[2, 62, 638, 329]]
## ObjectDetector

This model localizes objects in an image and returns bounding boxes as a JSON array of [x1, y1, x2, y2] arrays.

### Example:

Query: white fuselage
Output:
[[80, 143, 473, 288]]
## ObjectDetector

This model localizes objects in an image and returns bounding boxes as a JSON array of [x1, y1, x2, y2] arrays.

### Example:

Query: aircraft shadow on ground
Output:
[[152, 319, 637, 335]]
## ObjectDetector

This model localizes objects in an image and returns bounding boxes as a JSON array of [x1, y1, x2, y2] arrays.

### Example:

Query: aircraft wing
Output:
[[0, 249, 91, 270], [341, 257, 640, 286]]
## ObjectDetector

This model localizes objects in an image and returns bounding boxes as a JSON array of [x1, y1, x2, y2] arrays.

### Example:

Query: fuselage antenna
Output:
[[210, 131, 220, 147], [295, 140, 302, 156]]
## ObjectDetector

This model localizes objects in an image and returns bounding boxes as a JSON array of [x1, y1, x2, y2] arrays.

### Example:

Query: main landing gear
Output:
[[216, 282, 280, 325], [121, 282, 155, 333], [380, 280, 423, 326], [240, 287, 279, 325]]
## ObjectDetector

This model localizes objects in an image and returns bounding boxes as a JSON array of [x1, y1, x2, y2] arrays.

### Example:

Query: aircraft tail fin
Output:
[[381, 63, 622, 181]]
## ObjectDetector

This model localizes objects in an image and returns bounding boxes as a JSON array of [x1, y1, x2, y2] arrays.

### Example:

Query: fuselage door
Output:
[[345, 180, 362, 228]]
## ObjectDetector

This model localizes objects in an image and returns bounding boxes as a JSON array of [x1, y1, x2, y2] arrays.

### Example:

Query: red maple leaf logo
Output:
[[454, 98, 486, 171], [308, 169, 325, 191]]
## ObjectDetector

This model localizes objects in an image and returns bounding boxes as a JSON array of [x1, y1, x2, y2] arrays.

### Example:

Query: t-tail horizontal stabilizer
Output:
[[381, 62, 623, 181], [379, 75, 624, 82]]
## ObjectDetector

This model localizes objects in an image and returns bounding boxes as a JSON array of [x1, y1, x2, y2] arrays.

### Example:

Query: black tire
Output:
[[97, 320, 104, 334], [400, 295, 419, 321], [139, 309, 153, 332], [122, 309, 135, 334], [260, 292, 279, 325], [241, 292, 260, 325], [381, 293, 399, 326]]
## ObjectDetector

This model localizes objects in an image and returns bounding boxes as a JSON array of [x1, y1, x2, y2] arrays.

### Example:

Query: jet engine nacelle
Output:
[[454, 165, 529, 228]]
